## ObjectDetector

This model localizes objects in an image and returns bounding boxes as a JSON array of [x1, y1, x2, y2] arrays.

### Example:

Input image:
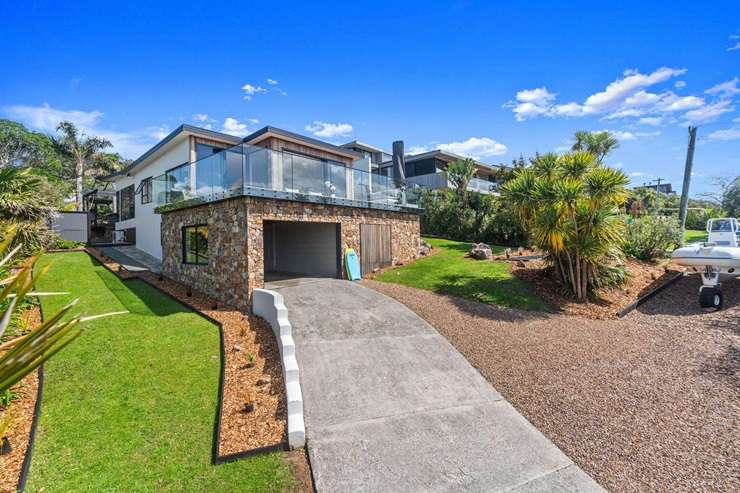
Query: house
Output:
[[402, 149, 502, 194], [634, 182, 676, 195], [106, 125, 421, 311]]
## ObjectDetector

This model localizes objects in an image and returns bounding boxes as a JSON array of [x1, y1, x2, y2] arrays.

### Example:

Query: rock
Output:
[[419, 240, 433, 256], [373, 267, 380, 273], [470, 242, 493, 260], [233, 344, 243, 352], [257, 376, 271, 386]]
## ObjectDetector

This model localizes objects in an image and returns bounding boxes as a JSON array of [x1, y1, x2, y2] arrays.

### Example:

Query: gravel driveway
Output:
[[363, 274, 739, 493]]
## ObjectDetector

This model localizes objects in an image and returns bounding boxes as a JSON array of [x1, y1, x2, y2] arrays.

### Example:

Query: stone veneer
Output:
[[160, 196, 420, 311]]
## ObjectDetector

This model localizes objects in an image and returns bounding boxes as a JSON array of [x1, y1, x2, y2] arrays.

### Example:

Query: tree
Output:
[[572, 130, 619, 163], [503, 151, 629, 301], [52, 121, 112, 210], [446, 158, 477, 195], [0, 167, 57, 251], [721, 176, 740, 217]]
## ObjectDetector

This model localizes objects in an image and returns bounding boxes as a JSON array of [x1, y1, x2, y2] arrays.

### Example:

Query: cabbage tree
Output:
[[503, 151, 629, 300]]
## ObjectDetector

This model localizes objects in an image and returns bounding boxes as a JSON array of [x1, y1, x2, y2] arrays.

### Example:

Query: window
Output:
[[117, 185, 135, 221], [164, 162, 191, 203], [140, 177, 152, 204], [196, 143, 226, 161], [182, 225, 209, 265]]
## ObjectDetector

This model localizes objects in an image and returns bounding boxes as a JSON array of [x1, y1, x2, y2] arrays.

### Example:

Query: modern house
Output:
[[401, 149, 502, 194], [106, 125, 421, 310]]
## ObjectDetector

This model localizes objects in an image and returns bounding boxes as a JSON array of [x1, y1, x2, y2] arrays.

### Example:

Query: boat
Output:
[[671, 217, 740, 309]]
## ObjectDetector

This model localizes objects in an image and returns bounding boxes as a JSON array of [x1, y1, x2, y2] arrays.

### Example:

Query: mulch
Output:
[[363, 276, 740, 493], [511, 258, 685, 319], [0, 307, 41, 493]]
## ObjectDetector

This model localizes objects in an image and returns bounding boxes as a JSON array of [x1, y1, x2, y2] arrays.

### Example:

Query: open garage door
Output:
[[263, 221, 340, 280]]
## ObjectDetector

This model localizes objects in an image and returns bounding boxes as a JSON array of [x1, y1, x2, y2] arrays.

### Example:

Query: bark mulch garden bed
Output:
[[363, 276, 739, 493], [511, 257, 685, 319], [85, 247, 289, 457], [0, 306, 41, 493]]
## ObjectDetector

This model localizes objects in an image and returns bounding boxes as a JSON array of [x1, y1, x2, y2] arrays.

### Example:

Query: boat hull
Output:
[[672, 244, 740, 270]]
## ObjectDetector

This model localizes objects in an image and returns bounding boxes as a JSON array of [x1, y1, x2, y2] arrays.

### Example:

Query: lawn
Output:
[[28, 252, 294, 492], [374, 237, 549, 311], [684, 229, 707, 243]]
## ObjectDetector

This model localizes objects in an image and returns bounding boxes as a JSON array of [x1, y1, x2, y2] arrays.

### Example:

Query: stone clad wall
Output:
[[160, 196, 420, 311]]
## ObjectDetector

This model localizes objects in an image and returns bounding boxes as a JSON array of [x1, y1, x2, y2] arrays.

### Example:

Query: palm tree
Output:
[[446, 158, 477, 195], [502, 151, 628, 301], [572, 130, 619, 163], [0, 167, 55, 252], [52, 121, 111, 210]]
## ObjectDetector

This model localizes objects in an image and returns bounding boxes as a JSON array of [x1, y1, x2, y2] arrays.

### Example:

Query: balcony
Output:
[[152, 143, 421, 213], [404, 172, 499, 194]]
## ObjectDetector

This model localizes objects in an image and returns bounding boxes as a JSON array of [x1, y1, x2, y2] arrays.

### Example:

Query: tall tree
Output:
[[52, 121, 112, 210], [572, 130, 619, 163], [446, 158, 477, 195]]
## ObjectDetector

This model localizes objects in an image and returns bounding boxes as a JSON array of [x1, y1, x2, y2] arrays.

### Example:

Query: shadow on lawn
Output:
[[636, 275, 739, 317], [430, 273, 552, 321], [93, 267, 188, 317]]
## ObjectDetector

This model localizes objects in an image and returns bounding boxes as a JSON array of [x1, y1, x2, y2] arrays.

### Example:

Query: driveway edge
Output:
[[253, 288, 306, 449]]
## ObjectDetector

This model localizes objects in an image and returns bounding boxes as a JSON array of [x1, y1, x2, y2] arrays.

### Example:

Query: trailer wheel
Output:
[[699, 287, 723, 309]]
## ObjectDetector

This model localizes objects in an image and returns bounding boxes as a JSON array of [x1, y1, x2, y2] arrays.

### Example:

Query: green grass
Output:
[[375, 237, 549, 311], [684, 229, 707, 243], [28, 253, 294, 492]]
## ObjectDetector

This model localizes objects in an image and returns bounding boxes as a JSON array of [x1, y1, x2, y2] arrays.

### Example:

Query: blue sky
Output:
[[2, 0, 738, 196]]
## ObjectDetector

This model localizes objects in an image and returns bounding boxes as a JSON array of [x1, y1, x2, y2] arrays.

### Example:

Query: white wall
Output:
[[50, 211, 88, 243], [113, 137, 190, 259]]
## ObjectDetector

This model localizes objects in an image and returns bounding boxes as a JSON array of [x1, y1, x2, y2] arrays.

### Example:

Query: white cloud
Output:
[[220, 117, 250, 137], [674, 80, 686, 88], [707, 126, 740, 141], [507, 67, 689, 122], [242, 83, 267, 100], [437, 137, 507, 159], [248, 118, 260, 124], [683, 100, 735, 124], [629, 172, 646, 177], [275, 89, 288, 96], [638, 116, 664, 126], [597, 129, 660, 141], [705, 77, 740, 98], [727, 42, 740, 52], [408, 137, 507, 160], [4, 102, 155, 158], [305, 121, 353, 138], [266, 78, 279, 85], [193, 113, 210, 122], [192, 113, 215, 129], [150, 127, 170, 140]]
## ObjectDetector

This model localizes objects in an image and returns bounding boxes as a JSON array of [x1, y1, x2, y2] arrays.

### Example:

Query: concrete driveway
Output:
[[270, 278, 604, 492]]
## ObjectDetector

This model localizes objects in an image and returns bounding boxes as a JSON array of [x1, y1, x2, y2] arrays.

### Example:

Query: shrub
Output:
[[623, 215, 681, 260], [48, 235, 83, 250]]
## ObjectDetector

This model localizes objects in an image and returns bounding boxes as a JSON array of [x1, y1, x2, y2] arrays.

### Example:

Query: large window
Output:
[[182, 225, 209, 265], [140, 177, 152, 204], [117, 185, 135, 221]]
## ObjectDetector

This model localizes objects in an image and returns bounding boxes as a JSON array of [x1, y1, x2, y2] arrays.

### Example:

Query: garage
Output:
[[263, 220, 341, 280]]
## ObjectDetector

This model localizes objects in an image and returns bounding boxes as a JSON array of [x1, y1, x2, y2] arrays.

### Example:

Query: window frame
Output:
[[117, 184, 135, 221], [140, 176, 152, 204], [181, 224, 209, 265]]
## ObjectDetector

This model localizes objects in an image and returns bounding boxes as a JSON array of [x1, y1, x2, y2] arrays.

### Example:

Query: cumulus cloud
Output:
[[638, 116, 664, 126], [683, 100, 735, 124], [705, 77, 740, 98], [707, 126, 740, 141], [595, 129, 660, 141], [220, 117, 250, 137], [242, 83, 267, 100], [305, 121, 353, 138], [407, 137, 507, 160], [4, 102, 157, 158], [629, 172, 646, 177]]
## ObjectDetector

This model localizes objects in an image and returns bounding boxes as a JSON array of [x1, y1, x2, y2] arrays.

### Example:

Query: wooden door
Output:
[[360, 224, 392, 275]]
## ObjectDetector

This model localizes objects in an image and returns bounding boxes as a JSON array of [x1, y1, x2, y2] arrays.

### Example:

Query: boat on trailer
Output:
[[671, 218, 740, 309]]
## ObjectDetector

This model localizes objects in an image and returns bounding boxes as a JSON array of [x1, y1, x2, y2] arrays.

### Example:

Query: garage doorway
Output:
[[360, 224, 392, 274], [263, 221, 341, 282]]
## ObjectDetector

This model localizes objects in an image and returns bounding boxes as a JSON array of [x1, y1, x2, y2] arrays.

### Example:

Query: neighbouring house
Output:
[[105, 125, 421, 311], [634, 182, 676, 196], [401, 149, 502, 194]]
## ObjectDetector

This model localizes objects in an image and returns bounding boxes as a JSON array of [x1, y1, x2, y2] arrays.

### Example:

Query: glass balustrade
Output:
[[153, 143, 419, 211]]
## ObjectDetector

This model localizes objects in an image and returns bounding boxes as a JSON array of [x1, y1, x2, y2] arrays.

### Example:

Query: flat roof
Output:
[[403, 149, 502, 171], [340, 140, 390, 155], [243, 126, 362, 160]]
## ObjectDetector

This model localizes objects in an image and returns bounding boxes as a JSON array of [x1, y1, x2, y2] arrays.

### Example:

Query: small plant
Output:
[[243, 389, 255, 413], [0, 389, 19, 408], [245, 353, 255, 368], [0, 410, 12, 455]]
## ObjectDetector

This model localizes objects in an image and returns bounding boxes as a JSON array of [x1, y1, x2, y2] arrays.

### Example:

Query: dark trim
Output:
[[243, 126, 362, 159], [104, 125, 241, 180], [336, 223, 343, 279], [140, 176, 153, 205], [181, 224, 209, 265], [55, 210, 89, 215], [165, 161, 190, 174], [617, 271, 685, 318]]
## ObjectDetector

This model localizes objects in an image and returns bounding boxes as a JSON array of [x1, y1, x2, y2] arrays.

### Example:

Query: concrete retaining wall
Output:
[[252, 288, 305, 449]]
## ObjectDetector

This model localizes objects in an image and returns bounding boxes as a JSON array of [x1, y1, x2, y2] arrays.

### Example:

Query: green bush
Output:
[[48, 235, 84, 250], [623, 215, 681, 260]]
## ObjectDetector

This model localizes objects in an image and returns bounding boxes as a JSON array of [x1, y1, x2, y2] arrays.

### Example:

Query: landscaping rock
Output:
[[419, 240, 433, 256], [470, 243, 493, 260]]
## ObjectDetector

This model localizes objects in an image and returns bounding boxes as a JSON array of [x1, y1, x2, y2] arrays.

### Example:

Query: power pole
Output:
[[678, 126, 698, 245], [654, 177, 663, 214]]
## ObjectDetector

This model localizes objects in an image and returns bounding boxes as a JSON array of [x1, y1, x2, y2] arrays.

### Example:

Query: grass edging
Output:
[[617, 271, 685, 318], [15, 366, 43, 493]]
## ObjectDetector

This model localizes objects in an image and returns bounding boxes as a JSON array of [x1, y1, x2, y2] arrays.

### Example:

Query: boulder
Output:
[[419, 240, 433, 256], [469, 242, 493, 260]]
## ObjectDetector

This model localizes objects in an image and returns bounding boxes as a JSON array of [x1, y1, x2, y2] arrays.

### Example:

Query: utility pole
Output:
[[678, 126, 698, 245], [654, 177, 663, 214]]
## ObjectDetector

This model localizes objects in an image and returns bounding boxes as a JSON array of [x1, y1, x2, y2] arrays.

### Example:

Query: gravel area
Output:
[[363, 275, 739, 492]]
